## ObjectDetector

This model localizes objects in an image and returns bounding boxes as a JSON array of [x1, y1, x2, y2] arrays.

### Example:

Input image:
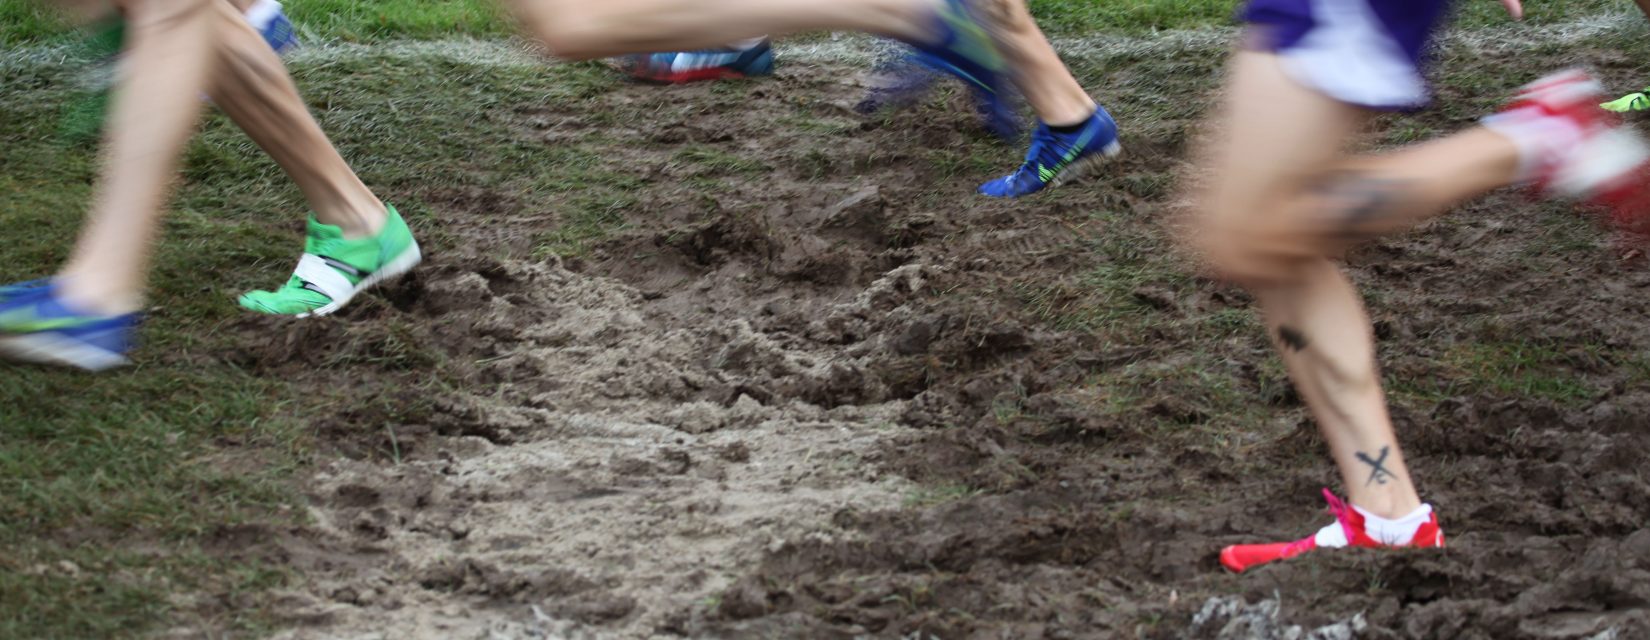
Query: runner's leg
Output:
[[55, 0, 219, 315], [1200, 51, 1522, 522], [980, 0, 1092, 125], [507, 0, 942, 59], [206, 0, 387, 238]]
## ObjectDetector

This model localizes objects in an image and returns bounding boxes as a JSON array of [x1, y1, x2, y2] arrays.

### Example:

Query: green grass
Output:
[[0, 0, 511, 46], [284, 0, 511, 41], [0, 0, 71, 46], [1443, 341, 1601, 405], [0, 58, 318, 636]]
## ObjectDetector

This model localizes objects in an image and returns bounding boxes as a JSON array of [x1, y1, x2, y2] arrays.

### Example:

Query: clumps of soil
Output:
[[238, 45, 1650, 640]]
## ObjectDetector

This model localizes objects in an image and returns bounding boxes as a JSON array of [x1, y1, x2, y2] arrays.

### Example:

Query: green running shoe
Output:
[[1600, 89, 1650, 113], [238, 206, 422, 317]]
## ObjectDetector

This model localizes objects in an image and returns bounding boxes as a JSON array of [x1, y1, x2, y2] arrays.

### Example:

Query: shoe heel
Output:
[[1050, 143, 1122, 188]]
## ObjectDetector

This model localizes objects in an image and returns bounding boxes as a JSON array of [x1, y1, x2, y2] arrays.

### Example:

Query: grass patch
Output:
[[0, 0, 72, 46], [905, 483, 985, 507], [1438, 341, 1600, 405], [0, 59, 314, 636], [285, 0, 511, 42]]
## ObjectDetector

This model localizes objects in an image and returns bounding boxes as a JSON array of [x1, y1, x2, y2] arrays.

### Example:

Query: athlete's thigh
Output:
[[1203, 51, 1367, 227], [123, 0, 214, 28]]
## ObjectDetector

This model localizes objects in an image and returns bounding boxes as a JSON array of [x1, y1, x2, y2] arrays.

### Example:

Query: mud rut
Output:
[[215, 55, 1650, 639]]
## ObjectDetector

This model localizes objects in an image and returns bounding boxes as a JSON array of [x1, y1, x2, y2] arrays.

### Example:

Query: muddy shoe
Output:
[[0, 284, 138, 372], [614, 38, 775, 84], [238, 206, 421, 318], [978, 107, 1122, 198], [1484, 69, 1650, 235], [1220, 489, 1443, 573]]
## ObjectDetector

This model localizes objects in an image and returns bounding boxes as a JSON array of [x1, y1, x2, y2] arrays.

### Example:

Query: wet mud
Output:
[[225, 57, 1650, 639]]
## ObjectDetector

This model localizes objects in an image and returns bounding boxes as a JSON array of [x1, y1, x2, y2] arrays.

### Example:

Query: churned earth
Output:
[[7, 14, 1649, 640], [214, 22, 1650, 638]]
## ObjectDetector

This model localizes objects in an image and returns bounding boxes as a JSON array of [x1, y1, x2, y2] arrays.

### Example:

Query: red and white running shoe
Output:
[[1219, 489, 1444, 574], [1485, 69, 1650, 236]]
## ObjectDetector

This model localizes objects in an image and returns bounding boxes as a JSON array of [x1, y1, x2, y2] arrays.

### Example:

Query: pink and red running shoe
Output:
[[1220, 489, 1444, 574]]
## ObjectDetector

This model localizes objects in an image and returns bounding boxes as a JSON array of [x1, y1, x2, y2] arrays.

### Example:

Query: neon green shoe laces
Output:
[[238, 205, 421, 317], [1600, 90, 1650, 113]]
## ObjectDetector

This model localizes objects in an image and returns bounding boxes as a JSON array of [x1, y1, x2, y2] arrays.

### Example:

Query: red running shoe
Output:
[[1220, 489, 1444, 574], [1486, 69, 1650, 236]]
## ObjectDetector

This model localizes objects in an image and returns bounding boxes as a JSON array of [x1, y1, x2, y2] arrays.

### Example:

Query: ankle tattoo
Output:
[[1356, 445, 1396, 486]]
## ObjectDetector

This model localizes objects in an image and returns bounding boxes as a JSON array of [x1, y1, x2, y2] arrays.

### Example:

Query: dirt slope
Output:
[[218, 41, 1650, 639]]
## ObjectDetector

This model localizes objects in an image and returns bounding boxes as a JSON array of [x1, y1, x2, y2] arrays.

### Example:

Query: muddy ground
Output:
[[206, 38, 1650, 639]]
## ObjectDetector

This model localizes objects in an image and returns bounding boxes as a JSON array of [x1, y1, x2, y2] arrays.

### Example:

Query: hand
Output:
[[1500, 0, 1523, 20]]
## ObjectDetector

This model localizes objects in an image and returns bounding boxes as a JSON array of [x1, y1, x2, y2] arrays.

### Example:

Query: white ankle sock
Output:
[[243, 0, 285, 31], [1481, 106, 1585, 183], [1313, 502, 1433, 548]]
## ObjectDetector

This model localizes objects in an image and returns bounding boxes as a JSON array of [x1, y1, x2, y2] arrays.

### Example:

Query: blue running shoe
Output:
[[0, 285, 138, 371], [0, 279, 49, 303], [979, 107, 1122, 198], [617, 39, 775, 84], [867, 0, 1020, 139], [856, 54, 943, 115]]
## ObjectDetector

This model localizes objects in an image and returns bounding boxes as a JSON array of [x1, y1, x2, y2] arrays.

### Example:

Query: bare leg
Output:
[[506, 0, 942, 59], [1198, 52, 1521, 518], [980, 0, 1093, 125], [206, 0, 386, 238], [56, 0, 219, 315]]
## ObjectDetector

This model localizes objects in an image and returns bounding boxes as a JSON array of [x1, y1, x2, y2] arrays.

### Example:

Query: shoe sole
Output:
[[629, 68, 760, 84], [1050, 140, 1125, 190], [0, 332, 130, 372], [296, 240, 423, 319]]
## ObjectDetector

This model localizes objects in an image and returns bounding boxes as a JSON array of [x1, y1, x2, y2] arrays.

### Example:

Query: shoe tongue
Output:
[[1022, 125, 1058, 165], [1321, 488, 1359, 545], [303, 216, 347, 252]]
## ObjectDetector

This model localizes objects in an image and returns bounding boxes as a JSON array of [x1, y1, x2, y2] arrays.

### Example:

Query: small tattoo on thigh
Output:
[[1309, 171, 1413, 230], [1278, 326, 1309, 352], [1356, 446, 1396, 486]]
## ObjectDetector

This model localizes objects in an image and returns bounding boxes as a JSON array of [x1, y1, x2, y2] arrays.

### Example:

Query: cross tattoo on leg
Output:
[[1356, 446, 1395, 486]]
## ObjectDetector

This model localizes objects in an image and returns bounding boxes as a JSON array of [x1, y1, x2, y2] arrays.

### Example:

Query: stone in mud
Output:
[[889, 314, 947, 355], [1187, 596, 1367, 640]]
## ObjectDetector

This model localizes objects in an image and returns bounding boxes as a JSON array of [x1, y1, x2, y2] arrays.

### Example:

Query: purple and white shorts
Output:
[[1244, 0, 1452, 110]]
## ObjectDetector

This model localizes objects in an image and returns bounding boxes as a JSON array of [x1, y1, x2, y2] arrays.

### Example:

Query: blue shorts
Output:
[[1244, 0, 1452, 110]]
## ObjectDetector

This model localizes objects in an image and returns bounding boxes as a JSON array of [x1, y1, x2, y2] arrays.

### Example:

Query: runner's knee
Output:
[[1191, 198, 1297, 285]]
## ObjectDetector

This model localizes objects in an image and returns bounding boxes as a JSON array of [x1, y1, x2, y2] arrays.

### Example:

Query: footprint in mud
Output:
[[275, 256, 953, 639]]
